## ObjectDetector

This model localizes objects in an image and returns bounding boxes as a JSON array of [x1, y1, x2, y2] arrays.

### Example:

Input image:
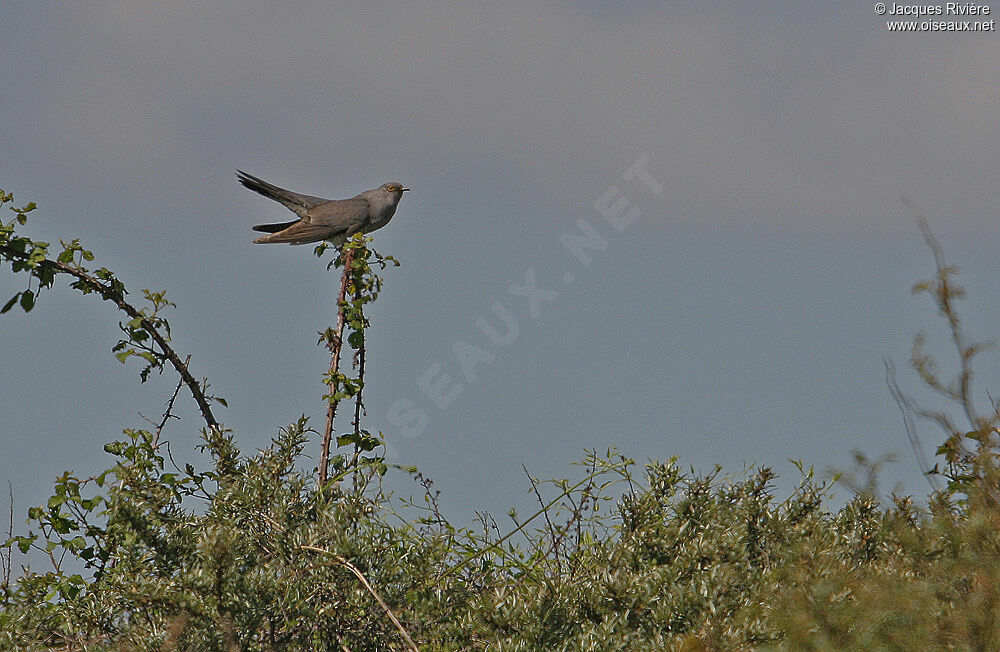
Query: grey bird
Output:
[[237, 170, 409, 245]]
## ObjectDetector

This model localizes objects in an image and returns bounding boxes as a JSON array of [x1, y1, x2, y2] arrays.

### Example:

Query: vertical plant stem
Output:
[[319, 247, 355, 486], [350, 335, 366, 491]]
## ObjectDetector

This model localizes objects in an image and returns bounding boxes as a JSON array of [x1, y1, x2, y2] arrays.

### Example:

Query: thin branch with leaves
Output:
[[886, 199, 999, 495], [0, 191, 223, 430]]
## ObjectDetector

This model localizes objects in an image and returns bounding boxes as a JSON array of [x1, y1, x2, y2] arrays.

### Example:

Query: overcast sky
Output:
[[2, 3, 999, 529]]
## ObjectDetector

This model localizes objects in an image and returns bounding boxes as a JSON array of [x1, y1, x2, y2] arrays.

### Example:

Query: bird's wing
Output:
[[237, 170, 330, 217], [306, 197, 371, 237]]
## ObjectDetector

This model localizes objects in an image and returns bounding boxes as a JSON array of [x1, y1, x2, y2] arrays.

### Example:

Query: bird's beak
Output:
[[401, 187, 411, 192]]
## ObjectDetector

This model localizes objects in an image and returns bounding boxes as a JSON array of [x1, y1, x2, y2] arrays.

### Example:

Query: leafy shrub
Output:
[[3, 190, 999, 650]]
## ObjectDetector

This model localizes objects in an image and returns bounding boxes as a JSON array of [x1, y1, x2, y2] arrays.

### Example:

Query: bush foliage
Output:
[[2, 190, 999, 650]]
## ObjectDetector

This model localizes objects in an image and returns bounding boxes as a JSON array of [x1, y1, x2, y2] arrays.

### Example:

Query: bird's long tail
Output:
[[236, 170, 297, 204]]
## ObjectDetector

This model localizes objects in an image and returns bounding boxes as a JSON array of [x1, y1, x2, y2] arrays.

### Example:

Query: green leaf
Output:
[[19, 289, 34, 312], [337, 433, 359, 447], [1, 293, 20, 314], [81, 497, 102, 511]]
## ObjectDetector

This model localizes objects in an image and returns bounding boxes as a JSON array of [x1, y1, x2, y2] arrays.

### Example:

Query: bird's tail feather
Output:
[[236, 170, 290, 201], [236, 170, 328, 216]]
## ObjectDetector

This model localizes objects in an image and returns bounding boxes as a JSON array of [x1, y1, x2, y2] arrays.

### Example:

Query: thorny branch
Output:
[[319, 247, 355, 486], [349, 340, 367, 487], [154, 356, 189, 447]]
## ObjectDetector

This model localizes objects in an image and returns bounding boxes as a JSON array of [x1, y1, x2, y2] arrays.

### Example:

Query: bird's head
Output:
[[380, 183, 410, 200]]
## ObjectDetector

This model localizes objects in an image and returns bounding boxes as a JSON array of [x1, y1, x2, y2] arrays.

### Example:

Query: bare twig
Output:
[[486, 512, 502, 542], [576, 454, 600, 550], [438, 471, 606, 585], [300, 545, 418, 651], [154, 356, 188, 447], [523, 464, 561, 574], [413, 472, 445, 528], [885, 358, 941, 492], [2, 480, 12, 592], [319, 247, 355, 486]]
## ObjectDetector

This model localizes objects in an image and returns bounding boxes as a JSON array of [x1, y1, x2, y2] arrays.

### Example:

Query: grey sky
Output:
[[2, 3, 998, 526]]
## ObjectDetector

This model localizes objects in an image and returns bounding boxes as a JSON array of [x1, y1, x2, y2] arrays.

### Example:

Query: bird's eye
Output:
[[387, 185, 396, 192]]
